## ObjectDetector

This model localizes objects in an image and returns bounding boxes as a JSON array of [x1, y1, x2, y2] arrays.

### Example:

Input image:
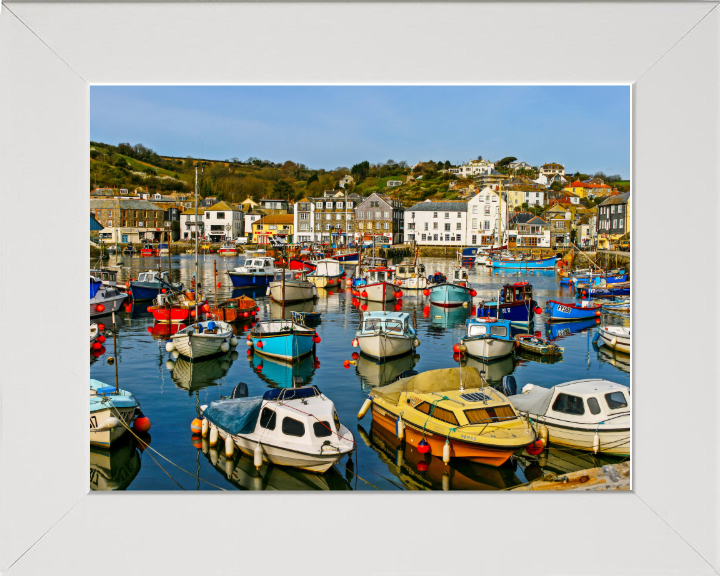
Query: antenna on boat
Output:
[[112, 311, 119, 394]]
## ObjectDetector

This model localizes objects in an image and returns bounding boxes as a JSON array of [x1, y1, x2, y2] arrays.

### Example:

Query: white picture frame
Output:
[[1, 3, 718, 575]]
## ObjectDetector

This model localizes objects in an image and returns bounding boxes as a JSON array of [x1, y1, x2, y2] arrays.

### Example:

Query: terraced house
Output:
[[254, 214, 294, 245], [354, 192, 405, 245], [404, 200, 468, 246], [91, 198, 165, 244], [294, 195, 357, 244]]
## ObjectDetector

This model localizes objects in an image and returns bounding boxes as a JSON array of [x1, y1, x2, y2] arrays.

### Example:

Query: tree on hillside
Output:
[[497, 156, 517, 168], [273, 179, 294, 200], [306, 172, 319, 187], [550, 181, 564, 191], [351, 161, 370, 183]]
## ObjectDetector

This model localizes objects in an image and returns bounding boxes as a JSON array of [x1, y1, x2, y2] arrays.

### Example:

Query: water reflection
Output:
[[360, 422, 521, 491], [90, 434, 142, 490], [545, 318, 598, 341], [269, 299, 317, 318], [168, 352, 236, 393], [250, 352, 317, 388], [426, 304, 471, 331], [596, 346, 630, 373], [462, 354, 516, 385], [516, 445, 625, 481], [356, 353, 420, 390]]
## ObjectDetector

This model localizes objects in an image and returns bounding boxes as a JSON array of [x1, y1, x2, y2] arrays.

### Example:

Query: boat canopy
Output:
[[263, 386, 321, 401], [137, 271, 171, 283], [509, 387, 554, 416], [372, 367, 486, 406], [453, 267, 469, 282], [203, 397, 264, 435], [366, 268, 393, 282], [395, 263, 425, 277], [361, 312, 409, 334], [90, 277, 103, 298]]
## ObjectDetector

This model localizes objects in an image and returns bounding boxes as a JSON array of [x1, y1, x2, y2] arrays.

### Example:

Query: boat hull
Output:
[[218, 249, 239, 256], [526, 416, 630, 456], [462, 336, 515, 360], [598, 326, 631, 353], [358, 282, 397, 303], [397, 276, 428, 291], [545, 300, 602, 322], [491, 256, 557, 269], [332, 252, 359, 263], [429, 283, 472, 307], [477, 300, 537, 324], [228, 273, 273, 288], [306, 273, 343, 289], [357, 333, 414, 360], [90, 293, 127, 318], [171, 325, 234, 360], [269, 281, 318, 303], [90, 406, 136, 447], [253, 332, 315, 361], [148, 305, 191, 323]]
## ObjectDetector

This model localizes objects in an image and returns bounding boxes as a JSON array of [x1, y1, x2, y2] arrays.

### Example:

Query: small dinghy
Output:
[[269, 270, 318, 303], [544, 300, 602, 322], [508, 380, 630, 456], [514, 334, 564, 357], [597, 325, 631, 354], [168, 320, 235, 360], [250, 320, 318, 361], [461, 318, 515, 360], [90, 379, 140, 447], [210, 295, 258, 323], [200, 386, 355, 473], [90, 276, 127, 318]]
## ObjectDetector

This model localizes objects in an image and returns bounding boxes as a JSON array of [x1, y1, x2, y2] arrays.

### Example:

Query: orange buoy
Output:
[[191, 418, 203, 435], [133, 415, 152, 433], [344, 360, 350, 368]]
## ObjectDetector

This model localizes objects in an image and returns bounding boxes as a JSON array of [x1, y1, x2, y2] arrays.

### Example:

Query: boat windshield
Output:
[[363, 319, 383, 332], [490, 325, 507, 337], [467, 323, 487, 336], [464, 405, 516, 424], [385, 320, 404, 334]]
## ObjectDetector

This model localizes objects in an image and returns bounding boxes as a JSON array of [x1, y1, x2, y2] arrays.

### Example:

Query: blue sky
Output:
[[91, 86, 630, 177]]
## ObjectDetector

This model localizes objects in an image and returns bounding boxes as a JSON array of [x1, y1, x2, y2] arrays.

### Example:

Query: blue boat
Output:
[[490, 255, 557, 270], [250, 319, 317, 361], [563, 269, 626, 286], [428, 267, 473, 307], [545, 317, 598, 340], [583, 284, 631, 298], [572, 274, 628, 293], [545, 300, 603, 322], [461, 318, 515, 360], [476, 282, 538, 324], [129, 270, 183, 301], [228, 256, 276, 288], [331, 251, 359, 263]]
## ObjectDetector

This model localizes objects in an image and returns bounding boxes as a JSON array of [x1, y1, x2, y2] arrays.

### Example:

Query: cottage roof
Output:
[[257, 214, 294, 225], [205, 201, 239, 212], [407, 201, 468, 212], [599, 192, 631, 206], [90, 198, 163, 211]]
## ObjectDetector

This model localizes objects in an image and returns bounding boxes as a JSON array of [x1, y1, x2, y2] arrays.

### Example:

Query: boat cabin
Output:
[[359, 311, 410, 335], [311, 259, 343, 277], [237, 257, 275, 274], [363, 257, 388, 269], [365, 268, 394, 284], [465, 318, 513, 341], [137, 270, 172, 284], [395, 263, 426, 279], [501, 282, 533, 303], [90, 268, 118, 286], [453, 267, 470, 285]]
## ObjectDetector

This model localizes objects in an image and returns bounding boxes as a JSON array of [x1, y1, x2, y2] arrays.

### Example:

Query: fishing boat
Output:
[[168, 319, 235, 360], [90, 268, 120, 288], [353, 311, 419, 361], [210, 295, 258, 323], [90, 379, 140, 447], [490, 254, 557, 270], [358, 367, 536, 467], [90, 323, 99, 346], [461, 318, 515, 360], [122, 245, 135, 255], [514, 334, 564, 357], [600, 299, 630, 312], [218, 242, 239, 257], [228, 256, 276, 288], [476, 282, 538, 324], [597, 326, 631, 354], [269, 269, 318, 303], [250, 319, 318, 361], [306, 259, 344, 288], [147, 290, 205, 324], [90, 276, 127, 318], [427, 267, 474, 307], [159, 242, 170, 255], [572, 273, 628, 291], [582, 282, 631, 299], [201, 386, 355, 474], [508, 380, 630, 456], [289, 257, 317, 272], [129, 270, 183, 301], [394, 262, 429, 291], [140, 243, 157, 256], [355, 268, 401, 303], [544, 300, 602, 322], [331, 250, 360, 263], [565, 269, 626, 287]]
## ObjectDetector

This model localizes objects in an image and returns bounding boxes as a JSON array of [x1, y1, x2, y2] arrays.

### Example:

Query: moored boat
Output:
[[90, 379, 140, 447], [476, 282, 538, 324], [353, 311, 419, 361], [508, 380, 630, 456], [90, 323, 99, 346], [218, 242, 239, 256], [597, 325, 631, 354], [490, 254, 557, 270], [90, 276, 127, 318], [306, 259, 344, 288], [358, 367, 536, 467], [461, 318, 515, 360], [210, 295, 258, 323], [428, 267, 474, 307], [355, 268, 401, 303], [201, 386, 355, 473], [250, 319, 318, 361], [545, 300, 602, 322], [268, 270, 318, 303], [168, 320, 235, 360], [394, 262, 429, 291], [129, 270, 183, 301], [514, 334, 564, 356], [228, 256, 276, 288]]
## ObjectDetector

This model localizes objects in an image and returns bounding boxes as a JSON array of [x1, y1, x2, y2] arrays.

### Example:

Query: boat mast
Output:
[[214, 259, 217, 311], [281, 244, 286, 320], [194, 164, 199, 323], [112, 311, 119, 394]]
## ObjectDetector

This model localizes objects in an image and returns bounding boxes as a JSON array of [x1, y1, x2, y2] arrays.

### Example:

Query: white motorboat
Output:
[[394, 262, 428, 291], [227, 256, 276, 288], [461, 318, 515, 360], [90, 276, 127, 318], [90, 379, 139, 447], [356, 268, 401, 303], [306, 259, 344, 288], [508, 379, 630, 456], [268, 269, 318, 303], [354, 311, 419, 361], [597, 325, 630, 354], [90, 323, 99, 345], [169, 320, 235, 360], [201, 386, 355, 474]]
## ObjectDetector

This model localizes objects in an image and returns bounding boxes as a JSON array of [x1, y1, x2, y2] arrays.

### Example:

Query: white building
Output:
[[539, 163, 565, 177], [180, 207, 206, 240], [404, 201, 468, 246], [465, 187, 508, 247], [202, 201, 244, 242], [448, 159, 495, 178], [244, 211, 264, 240]]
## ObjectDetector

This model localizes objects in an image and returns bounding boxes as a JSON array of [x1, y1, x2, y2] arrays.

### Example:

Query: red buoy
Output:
[[243, 312, 249, 318], [360, 304, 368, 312], [251, 310, 256, 316], [453, 343, 461, 353], [190, 310, 196, 317], [396, 290, 403, 298], [534, 307, 542, 315], [328, 291, 333, 296], [417, 440, 431, 454], [147, 306, 153, 313], [596, 310, 601, 316], [246, 333, 252, 340], [92, 342, 101, 350], [470, 290, 477, 297], [313, 335, 321, 344], [96, 304, 105, 313], [98, 335, 106, 343], [256, 340, 263, 348], [361, 291, 368, 298], [202, 304, 210, 313], [125, 281, 130, 288], [216, 282, 221, 288], [525, 440, 544, 456], [416, 461, 429, 472], [352, 352, 359, 360], [133, 416, 151, 433], [146, 326, 153, 333], [423, 289, 430, 296], [161, 288, 167, 294], [98, 323, 105, 331], [344, 360, 350, 368]]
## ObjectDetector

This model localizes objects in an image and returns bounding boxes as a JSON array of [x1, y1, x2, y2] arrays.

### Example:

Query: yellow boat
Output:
[[359, 367, 536, 467]]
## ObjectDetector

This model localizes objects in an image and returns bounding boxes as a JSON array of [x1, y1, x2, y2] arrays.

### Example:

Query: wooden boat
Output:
[[168, 320, 235, 360], [218, 242, 239, 256], [201, 386, 355, 474], [354, 311, 419, 361], [428, 267, 474, 307], [477, 282, 538, 324], [597, 325, 631, 354], [250, 319, 317, 361], [490, 255, 557, 270], [514, 334, 564, 356], [148, 290, 205, 323], [210, 295, 258, 323], [90, 276, 127, 318], [544, 300, 602, 322], [359, 367, 536, 467], [90, 379, 139, 447], [461, 318, 515, 360], [508, 380, 630, 456]]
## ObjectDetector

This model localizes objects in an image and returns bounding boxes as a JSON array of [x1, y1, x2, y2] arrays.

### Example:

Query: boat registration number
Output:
[[557, 305, 572, 313]]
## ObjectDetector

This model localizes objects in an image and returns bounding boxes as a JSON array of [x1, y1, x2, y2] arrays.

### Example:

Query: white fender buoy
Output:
[[165, 341, 175, 352], [171, 350, 179, 360], [225, 434, 235, 458], [442, 472, 450, 491], [609, 336, 618, 348], [209, 426, 219, 447], [247, 339, 253, 347], [165, 360, 176, 370], [95, 417, 120, 431], [462, 302, 468, 308], [210, 447, 218, 466], [414, 338, 421, 347], [357, 396, 372, 419], [396, 416, 405, 440], [442, 440, 451, 464], [201, 418, 209, 438], [229, 336, 239, 347], [266, 287, 271, 296], [220, 342, 230, 353], [254, 444, 263, 469], [352, 338, 359, 348], [538, 425, 549, 448], [593, 431, 600, 454]]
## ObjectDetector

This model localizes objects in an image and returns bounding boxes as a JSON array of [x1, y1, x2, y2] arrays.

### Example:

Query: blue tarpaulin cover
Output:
[[203, 397, 263, 435], [90, 278, 102, 299]]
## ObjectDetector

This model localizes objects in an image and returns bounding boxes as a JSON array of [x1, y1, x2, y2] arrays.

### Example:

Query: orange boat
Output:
[[209, 295, 258, 323]]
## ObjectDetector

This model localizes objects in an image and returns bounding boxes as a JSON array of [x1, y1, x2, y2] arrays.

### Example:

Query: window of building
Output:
[[384, 211, 390, 218], [456, 222, 462, 230], [421, 234, 427, 241], [433, 234, 438, 241], [325, 202, 332, 209], [611, 206, 616, 214], [433, 222, 438, 230], [325, 214, 331, 221], [457, 212, 462, 218], [347, 202, 353, 209], [358, 222, 364, 230], [300, 213, 309, 220], [444, 223, 451, 231], [384, 222, 389, 230], [444, 212, 449, 219], [281, 417, 305, 437], [445, 234, 450, 241], [376, 222, 382, 230], [138, 221, 144, 227], [484, 206, 490, 215], [336, 202, 343, 209], [618, 205, 622, 213], [472, 205, 478, 214], [433, 212, 438, 218], [316, 202, 322, 209], [424, 222, 428, 231], [484, 221, 490, 230], [552, 393, 585, 416], [336, 214, 342, 221], [472, 218, 477, 229], [375, 211, 381, 219], [370, 201, 379, 208], [472, 235, 477, 244]]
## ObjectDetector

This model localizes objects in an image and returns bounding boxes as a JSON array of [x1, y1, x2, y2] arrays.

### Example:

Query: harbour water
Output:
[[90, 253, 630, 491]]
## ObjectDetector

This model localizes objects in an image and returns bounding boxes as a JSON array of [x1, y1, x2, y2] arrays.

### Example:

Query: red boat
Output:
[[147, 291, 206, 323], [148, 322, 187, 339], [140, 244, 158, 256], [289, 258, 316, 272]]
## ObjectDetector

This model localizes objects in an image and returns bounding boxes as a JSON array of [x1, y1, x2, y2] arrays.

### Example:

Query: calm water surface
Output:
[[90, 253, 630, 491]]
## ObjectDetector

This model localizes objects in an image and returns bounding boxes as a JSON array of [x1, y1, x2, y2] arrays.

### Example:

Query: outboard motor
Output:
[[230, 382, 249, 399], [501, 375, 517, 397]]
